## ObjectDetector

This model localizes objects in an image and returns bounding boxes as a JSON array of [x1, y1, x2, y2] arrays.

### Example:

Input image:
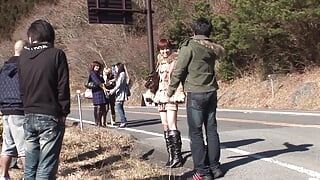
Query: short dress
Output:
[[153, 53, 185, 112], [90, 71, 108, 106]]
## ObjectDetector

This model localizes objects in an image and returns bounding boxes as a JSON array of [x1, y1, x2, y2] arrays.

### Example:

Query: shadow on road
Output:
[[139, 139, 267, 179], [221, 142, 313, 174], [221, 138, 265, 149], [126, 118, 161, 128]]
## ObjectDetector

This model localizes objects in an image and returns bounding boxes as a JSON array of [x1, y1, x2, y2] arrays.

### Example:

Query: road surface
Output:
[[68, 105, 320, 180]]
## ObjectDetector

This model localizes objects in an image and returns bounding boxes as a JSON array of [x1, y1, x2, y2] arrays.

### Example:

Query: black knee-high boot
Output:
[[168, 130, 183, 168], [164, 131, 173, 167], [94, 106, 99, 126], [96, 105, 106, 126]]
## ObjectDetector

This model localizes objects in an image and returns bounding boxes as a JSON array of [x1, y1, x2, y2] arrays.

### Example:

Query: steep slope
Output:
[[0, 0, 319, 110]]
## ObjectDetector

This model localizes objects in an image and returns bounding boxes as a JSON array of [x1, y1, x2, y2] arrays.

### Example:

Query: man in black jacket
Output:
[[18, 19, 70, 180], [0, 40, 26, 180]]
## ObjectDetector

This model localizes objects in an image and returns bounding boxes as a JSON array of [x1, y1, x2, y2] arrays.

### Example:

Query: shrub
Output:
[[212, 0, 320, 80]]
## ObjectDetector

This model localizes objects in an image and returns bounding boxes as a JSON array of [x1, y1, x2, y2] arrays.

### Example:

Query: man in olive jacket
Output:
[[167, 18, 225, 180]]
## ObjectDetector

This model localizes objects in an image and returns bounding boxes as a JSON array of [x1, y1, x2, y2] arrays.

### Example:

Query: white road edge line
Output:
[[126, 111, 320, 129], [218, 108, 320, 117], [74, 106, 320, 117], [67, 117, 320, 179]]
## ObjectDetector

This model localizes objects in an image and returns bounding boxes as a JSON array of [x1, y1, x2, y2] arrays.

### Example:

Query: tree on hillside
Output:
[[212, 0, 320, 80]]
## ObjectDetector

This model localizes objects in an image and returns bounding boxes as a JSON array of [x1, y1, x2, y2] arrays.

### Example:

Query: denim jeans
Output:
[[186, 91, 221, 176], [115, 101, 127, 123], [23, 114, 65, 180], [1, 115, 25, 157]]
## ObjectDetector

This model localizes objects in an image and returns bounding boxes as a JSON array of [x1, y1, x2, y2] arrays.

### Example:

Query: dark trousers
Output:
[[108, 94, 116, 116], [94, 104, 107, 126], [186, 91, 221, 176]]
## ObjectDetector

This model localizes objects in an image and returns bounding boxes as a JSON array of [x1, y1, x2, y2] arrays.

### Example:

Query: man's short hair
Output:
[[192, 17, 212, 37], [27, 20, 55, 44]]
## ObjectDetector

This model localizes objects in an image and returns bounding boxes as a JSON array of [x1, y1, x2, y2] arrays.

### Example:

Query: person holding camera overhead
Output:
[[106, 63, 130, 128]]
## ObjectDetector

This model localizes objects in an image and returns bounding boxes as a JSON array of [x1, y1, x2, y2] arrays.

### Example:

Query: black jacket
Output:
[[0, 56, 24, 115], [18, 42, 70, 117]]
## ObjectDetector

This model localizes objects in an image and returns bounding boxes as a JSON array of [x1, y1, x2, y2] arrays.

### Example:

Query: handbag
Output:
[[84, 88, 92, 99], [84, 76, 97, 89], [85, 82, 97, 89], [144, 71, 160, 94], [126, 83, 131, 97]]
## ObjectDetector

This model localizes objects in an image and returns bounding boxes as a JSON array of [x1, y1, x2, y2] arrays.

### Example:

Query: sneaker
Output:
[[190, 172, 213, 180], [119, 123, 127, 128], [211, 168, 224, 178]]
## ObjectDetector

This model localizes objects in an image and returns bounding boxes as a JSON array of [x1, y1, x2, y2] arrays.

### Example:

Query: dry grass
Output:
[[218, 68, 320, 110], [5, 125, 167, 180], [1, 0, 320, 110]]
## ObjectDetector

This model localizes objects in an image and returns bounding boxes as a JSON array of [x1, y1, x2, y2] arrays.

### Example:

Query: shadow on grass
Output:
[[140, 148, 155, 160], [64, 146, 106, 163], [138, 170, 194, 180], [60, 154, 124, 176], [80, 154, 123, 170]]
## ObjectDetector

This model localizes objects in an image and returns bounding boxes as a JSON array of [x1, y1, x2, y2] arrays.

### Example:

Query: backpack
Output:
[[0, 62, 23, 110]]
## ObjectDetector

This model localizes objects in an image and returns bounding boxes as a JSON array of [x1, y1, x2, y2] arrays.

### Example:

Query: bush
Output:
[[212, 0, 320, 80], [156, 0, 320, 81]]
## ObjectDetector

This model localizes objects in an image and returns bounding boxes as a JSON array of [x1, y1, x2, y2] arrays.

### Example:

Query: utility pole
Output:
[[87, 0, 155, 72], [145, 0, 155, 72]]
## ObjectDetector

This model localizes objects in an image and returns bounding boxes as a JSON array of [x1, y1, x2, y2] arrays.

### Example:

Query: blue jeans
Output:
[[115, 101, 127, 123], [186, 91, 221, 176], [23, 114, 65, 180], [1, 115, 25, 157]]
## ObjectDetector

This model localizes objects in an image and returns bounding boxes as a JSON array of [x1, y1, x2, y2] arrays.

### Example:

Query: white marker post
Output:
[[268, 74, 275, 98], [76, 90, 83, 131]]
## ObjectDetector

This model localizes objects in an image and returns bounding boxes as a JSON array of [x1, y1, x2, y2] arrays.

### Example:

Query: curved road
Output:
[[68, 105, 320, 180]]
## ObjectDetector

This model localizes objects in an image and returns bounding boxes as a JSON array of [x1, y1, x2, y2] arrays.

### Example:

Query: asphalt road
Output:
[[68, 105, 320, 180]]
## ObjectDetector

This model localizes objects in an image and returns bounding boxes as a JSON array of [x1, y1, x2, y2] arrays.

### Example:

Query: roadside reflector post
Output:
[[268, 74, 275, 98], [76, 90, 83, 131]]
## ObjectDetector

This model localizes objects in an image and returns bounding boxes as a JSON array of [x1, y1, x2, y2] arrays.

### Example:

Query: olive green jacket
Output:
[[167, 35, 225, 97]]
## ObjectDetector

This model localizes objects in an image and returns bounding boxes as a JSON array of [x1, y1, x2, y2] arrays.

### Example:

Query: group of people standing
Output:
[[87, 61, 130, 128], [149, 18, 225, 180], [0, 19, 70, 180], [0, 17, 225, 180]]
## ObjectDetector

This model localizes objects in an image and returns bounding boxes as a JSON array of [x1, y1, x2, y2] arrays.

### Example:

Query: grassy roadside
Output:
[[1, 121, 169, 179]]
